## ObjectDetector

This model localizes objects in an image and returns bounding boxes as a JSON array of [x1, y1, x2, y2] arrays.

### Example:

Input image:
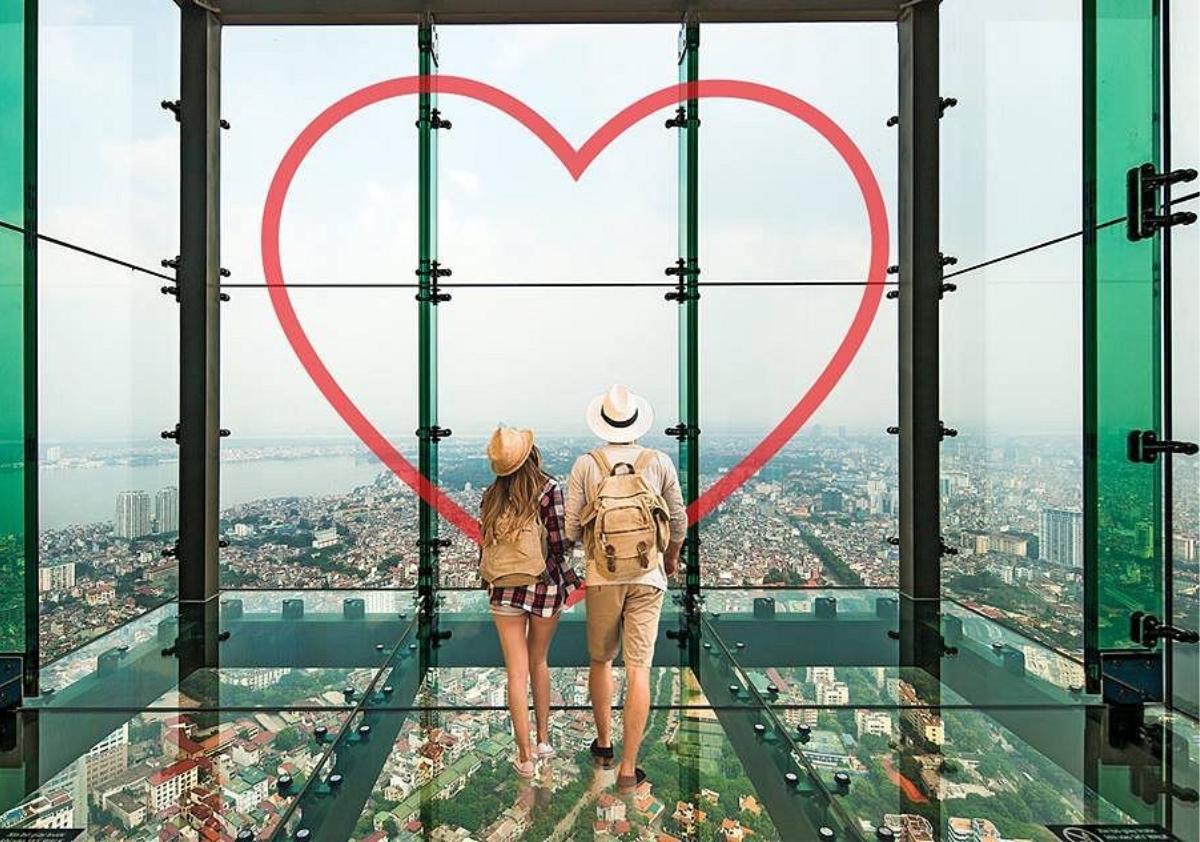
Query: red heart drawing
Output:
[[261, 76, 889, 547]]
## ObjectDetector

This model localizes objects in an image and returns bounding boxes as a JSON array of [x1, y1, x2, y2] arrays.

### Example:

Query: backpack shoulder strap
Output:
[[632, 448, 657, 474], [590, 448, 614, 477]]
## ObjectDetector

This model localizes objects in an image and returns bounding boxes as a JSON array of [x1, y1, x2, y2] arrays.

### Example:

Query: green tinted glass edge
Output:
[[1084, 0, 1163, 667]]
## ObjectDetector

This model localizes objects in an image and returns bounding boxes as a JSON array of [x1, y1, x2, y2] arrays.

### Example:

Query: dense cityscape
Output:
[[31, 432, 1199, 664], [8, 432, 1195, 839]]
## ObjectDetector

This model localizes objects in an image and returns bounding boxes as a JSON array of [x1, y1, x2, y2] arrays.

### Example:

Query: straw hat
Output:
[[586, 384, 655, 443], [487, 426, 535, 476]]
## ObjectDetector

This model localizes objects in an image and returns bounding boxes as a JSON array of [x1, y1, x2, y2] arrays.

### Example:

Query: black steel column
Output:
[[21, 0, 40, 696], [176, 3, 221, 631], [897, 0, 942, 669]]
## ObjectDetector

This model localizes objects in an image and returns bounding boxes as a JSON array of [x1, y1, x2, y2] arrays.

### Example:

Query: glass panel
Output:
[[221, 25, 416, 289], [701, 23, 898, 282], [700, 287, 897, 588], [0, 707, 351, 839], [1168, 0, 1199, 718], [0, 6, 29, 659], [220, 288, 419, 589], [31, 593, 414, 709], [37, 243, 177, 666], [436, 24, 676, 285], [704, 589, 1097, 706], [941, 1, 1082, 268], [1085, 0, 1163, 654], [437, 287, 677, 588], [1157, 709, 1199, 842], [283, 672, 819, 841], [940, 240, 1085, 655], [38, 0, 178, 270]]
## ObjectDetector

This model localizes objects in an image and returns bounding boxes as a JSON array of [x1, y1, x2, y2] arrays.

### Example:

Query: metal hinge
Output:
[[415, 537, 452, 554], [1127, 429, 1198, 463], [415, 261, 452, 304], [886, 95, 957, 127], [1130, 612, 1200, 648], [415, 108, 451, 130], [161, 98, 229, 129], [664, 259, 700, 302], [664, 423, 700, 441], [664, 106, 699, 129], [1126, 163, 1197, 241], [415, 426, 452, 443]]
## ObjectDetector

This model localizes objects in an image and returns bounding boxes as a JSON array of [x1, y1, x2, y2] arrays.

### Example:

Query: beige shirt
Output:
[[563, 443, 688, 591]]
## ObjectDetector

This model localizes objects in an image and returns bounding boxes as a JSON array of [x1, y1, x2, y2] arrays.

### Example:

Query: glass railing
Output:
[[6, 583, 1198, 841]]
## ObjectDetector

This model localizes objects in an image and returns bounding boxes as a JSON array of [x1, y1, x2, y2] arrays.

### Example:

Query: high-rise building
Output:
[[39, 562, 76, 594], [1040, 508, 1083, 569], [45, 445, 62, 462], [855, 709, 893, 739], [114, 491, 152, 540], [84, 725, 129, 794], [807, 666, 836, 686], [154, 486, 179, 534], [816, 681, 850, 706]]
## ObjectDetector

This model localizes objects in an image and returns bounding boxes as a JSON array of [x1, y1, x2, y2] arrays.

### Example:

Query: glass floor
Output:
[[1, 590, 1196, 841]]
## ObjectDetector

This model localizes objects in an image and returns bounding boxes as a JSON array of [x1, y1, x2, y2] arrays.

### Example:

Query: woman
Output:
[[481, 426, 581, 777]]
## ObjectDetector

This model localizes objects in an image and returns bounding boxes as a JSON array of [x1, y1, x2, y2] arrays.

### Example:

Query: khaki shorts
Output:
[[585, 584, 664, 668]]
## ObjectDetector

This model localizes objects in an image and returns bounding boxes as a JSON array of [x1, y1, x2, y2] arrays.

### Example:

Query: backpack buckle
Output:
[[604, 544, 617, 573]]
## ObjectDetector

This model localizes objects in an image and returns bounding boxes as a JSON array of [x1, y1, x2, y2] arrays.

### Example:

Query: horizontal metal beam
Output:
[[213, 0, 901, 25]]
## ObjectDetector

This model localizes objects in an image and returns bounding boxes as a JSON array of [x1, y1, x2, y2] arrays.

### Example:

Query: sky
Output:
[[30, 0, 1199, 445]]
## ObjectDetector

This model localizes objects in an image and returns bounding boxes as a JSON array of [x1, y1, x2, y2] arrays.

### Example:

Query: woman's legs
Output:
[[526, 614, 560, 745], [492, 611, 532, 762]]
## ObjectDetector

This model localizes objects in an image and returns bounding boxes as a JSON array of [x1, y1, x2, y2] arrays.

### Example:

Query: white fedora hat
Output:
[[586, 384, 655, 443]]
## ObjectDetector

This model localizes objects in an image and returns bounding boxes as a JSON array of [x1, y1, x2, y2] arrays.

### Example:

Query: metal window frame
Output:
[[19, 0, 942, 684], [176, 3, 223, 607], [209, 0, 903, 26], [896, 0, 941, 671]]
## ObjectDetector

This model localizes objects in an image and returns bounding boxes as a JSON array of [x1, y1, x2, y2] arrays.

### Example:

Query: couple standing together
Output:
[[479, 384, 687, 790]]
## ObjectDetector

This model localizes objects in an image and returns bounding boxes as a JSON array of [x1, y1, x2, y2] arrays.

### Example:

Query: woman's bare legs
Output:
[[526, 614, 560, 744], [493, 612, 532, 763]]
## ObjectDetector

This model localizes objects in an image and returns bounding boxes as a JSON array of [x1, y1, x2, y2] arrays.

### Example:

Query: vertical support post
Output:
[[896, 0, 942, 670], [1, 0, 39, 696], [176, 2, 222, 673], [1082, 0, 1164, 695], [897, 4, 945, 819], [20, 0, 37, 697], [677, 21, 700, 603], [416, 21, 440, 648]]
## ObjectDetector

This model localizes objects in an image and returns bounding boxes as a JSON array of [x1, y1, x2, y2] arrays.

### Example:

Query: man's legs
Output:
[[615, 586, 665, 779], [619, 665, 651, 777], [586, 585, 625, 752], [589, 658, 614, 749]]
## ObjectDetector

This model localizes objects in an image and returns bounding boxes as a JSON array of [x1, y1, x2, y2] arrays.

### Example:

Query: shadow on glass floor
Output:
[[2, 588, 1197, 840]]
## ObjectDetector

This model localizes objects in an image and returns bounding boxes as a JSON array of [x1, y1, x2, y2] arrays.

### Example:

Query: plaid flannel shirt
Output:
[[487, 478, 583, 617]]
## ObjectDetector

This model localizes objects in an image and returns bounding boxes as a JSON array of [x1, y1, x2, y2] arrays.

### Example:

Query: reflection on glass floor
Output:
[[2, 589, 1196, 841]]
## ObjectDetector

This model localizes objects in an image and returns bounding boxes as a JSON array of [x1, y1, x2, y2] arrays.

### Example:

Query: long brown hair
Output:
[[480, 444, 550, 544]]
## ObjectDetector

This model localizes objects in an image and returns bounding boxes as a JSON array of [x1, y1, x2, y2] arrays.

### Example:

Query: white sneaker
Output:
[[534, 741, 556, 760], [513, 756, 535, 778]]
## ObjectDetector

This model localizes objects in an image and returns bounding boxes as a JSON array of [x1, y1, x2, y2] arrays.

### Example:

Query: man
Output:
[[564, 384, 687, 790]]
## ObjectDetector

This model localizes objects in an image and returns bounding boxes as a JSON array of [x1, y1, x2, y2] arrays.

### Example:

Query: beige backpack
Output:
[[580, 449, 671, 580], [480, 515, 549, 587]]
